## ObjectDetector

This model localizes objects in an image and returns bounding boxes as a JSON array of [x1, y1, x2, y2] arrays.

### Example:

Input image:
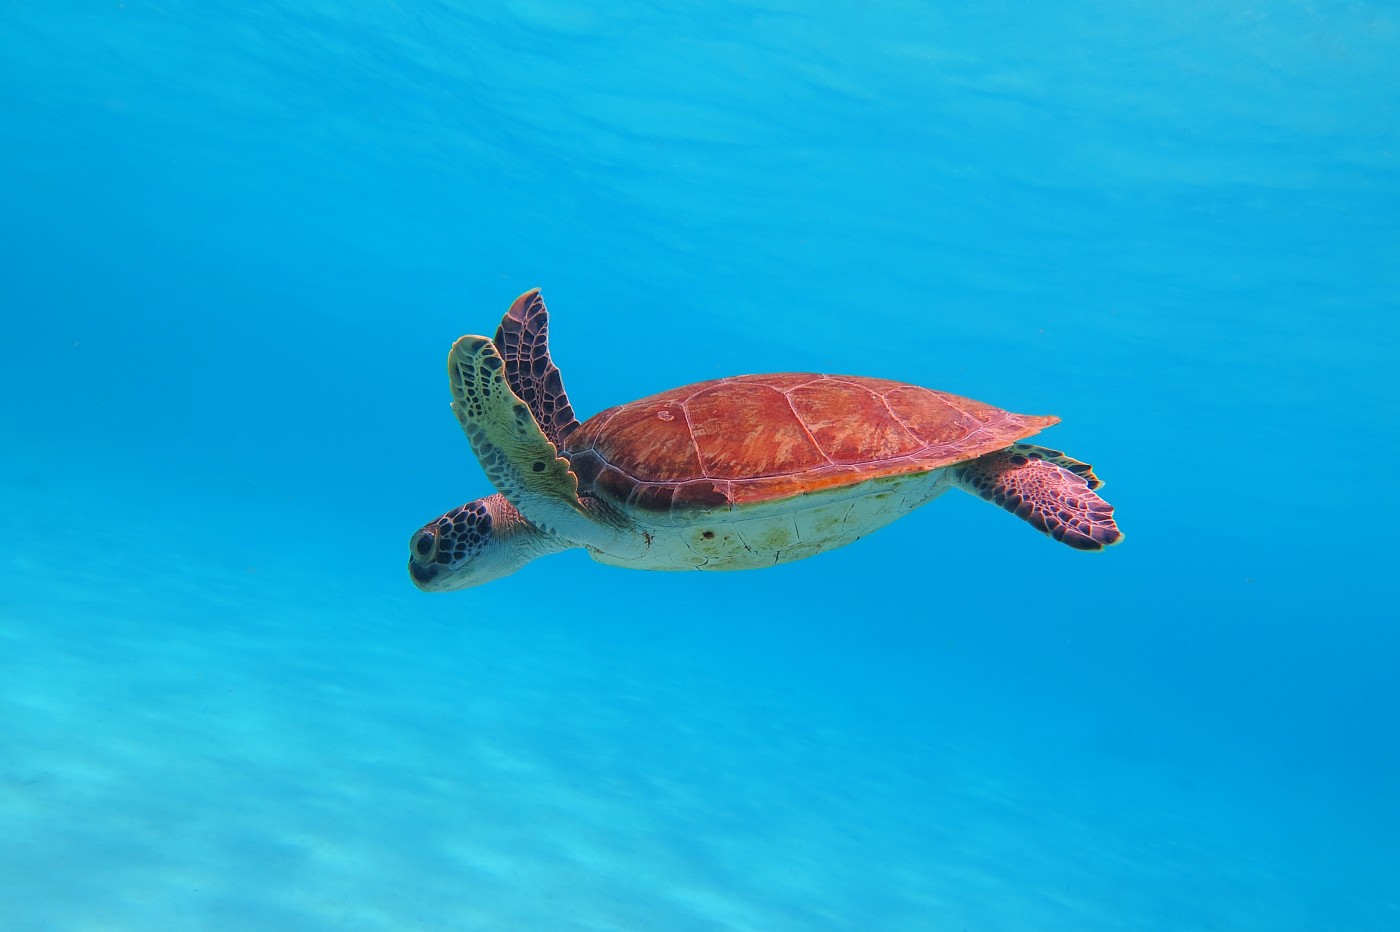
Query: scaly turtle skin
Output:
[[409, 290, 1121, 591]]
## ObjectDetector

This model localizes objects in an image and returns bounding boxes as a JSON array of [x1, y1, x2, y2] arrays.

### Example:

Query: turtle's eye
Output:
[[412, 529, 438, 561]]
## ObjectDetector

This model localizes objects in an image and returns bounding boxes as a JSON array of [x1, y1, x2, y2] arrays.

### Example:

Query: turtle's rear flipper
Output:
[[952, 444, 1122, 550], [1007, 443, 1105, 490]]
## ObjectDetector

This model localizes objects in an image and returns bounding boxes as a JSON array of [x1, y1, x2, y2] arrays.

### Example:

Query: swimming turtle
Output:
[[409, 290, 1121, 590]]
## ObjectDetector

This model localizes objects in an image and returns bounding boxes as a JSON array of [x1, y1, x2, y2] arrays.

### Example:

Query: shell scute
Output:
[[788, 378, 920, 464], [884, 385, 997, 445], [628, 482, 677, 513], [673, 480, 729, 511], [686, 381, 827, 479], [591, 397, 701, 481], [593, 464, 635, 504]]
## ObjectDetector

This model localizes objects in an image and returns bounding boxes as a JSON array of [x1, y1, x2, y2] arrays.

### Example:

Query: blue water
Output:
[[3, 2, 1397, 928]]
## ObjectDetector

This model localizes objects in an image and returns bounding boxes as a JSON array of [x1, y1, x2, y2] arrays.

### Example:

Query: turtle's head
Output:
[[408, 494, 559, 591]]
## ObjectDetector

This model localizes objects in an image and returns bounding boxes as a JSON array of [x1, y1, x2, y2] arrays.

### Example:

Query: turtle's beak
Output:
[[408, 560, 440, 590]]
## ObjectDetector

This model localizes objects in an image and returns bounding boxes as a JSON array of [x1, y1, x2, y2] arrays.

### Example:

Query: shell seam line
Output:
[[877, 391, 930, 456], [782, 390, 836, 466], [678, 400, 711, 480]]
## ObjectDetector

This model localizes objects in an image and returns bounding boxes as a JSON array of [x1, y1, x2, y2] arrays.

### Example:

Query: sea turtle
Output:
[[409, 290, 1121, 591]]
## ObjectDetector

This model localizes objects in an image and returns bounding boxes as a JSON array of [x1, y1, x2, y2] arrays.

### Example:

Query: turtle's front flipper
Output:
[[952, 444, 1122, 550], [449, 335, 595, 542], [494, 289, 581, 449]]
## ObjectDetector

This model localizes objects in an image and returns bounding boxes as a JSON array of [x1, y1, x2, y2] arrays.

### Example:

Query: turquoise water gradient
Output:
[[3, 2, 1398, 929]]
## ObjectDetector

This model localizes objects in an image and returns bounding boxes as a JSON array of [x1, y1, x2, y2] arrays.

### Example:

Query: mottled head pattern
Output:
[[408, 493, 564, 590], [408, 499, 493, 590]]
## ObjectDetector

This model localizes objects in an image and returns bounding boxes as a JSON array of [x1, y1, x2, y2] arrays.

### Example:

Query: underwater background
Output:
[[2, 1, 1397, 929]]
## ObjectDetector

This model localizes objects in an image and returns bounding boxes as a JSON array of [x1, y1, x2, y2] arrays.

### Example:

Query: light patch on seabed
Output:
[[0, 483, 1395, 930]]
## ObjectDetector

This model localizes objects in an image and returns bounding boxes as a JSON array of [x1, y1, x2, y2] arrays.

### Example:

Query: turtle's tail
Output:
[[951, 444, 1122, 550]]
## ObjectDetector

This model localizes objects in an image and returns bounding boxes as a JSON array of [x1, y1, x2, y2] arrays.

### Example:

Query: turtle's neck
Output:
[[482, 493, 573, 560]]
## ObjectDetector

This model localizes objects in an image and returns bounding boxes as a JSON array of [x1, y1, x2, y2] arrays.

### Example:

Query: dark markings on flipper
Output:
[[953, 448, 1122, 550], [494, 289, 581, 450], [1007, 442, 1105, 490], [448, 335, 582, 533]]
